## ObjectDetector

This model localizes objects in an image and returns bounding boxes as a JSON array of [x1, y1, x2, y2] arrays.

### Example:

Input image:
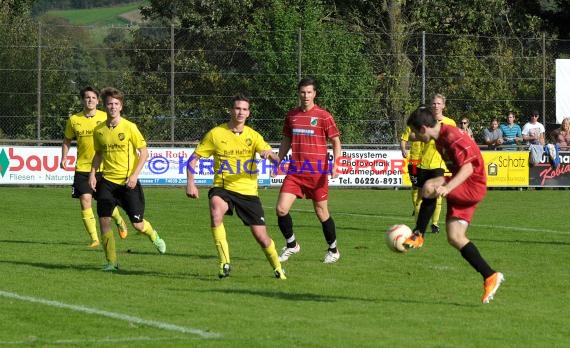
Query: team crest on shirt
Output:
[[245, 138, 252, 146], [118, 133, 125, 141], [310, 117, 318, 126]]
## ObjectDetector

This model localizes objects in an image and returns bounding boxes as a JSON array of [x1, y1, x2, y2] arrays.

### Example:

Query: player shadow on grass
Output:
[[203, 288, 364, 302], [0, 259, 196, 279], [0, 239, 220, 261], [0, 239, 80, 246], [0, 259, 99, 272], [202, 288, 474, 307], [116, 249, 217, 260]]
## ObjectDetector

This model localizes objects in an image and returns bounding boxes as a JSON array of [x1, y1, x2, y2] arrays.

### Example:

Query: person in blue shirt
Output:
[[499, 111, 523, 151]]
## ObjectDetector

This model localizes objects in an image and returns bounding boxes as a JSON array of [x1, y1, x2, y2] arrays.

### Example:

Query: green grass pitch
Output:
[[0, 186, 569, 347]]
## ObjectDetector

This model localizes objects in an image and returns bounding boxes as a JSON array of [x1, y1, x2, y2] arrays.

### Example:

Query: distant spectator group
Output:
[[464, 110, 568, 152], [458, 109, 567, 167], [471, 110, 526, 151]]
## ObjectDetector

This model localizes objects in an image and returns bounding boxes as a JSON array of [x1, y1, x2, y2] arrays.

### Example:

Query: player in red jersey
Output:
[[275, 77, 342, 264], [406, 105, 504, 304]]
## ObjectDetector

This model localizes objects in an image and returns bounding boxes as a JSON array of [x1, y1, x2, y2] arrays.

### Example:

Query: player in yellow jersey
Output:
[[60, 86, 128, 248], [404, 94, 457, 249], [89, 87, 166, 272], [185, 94, 286, 280], [400, 126, 423, 216]]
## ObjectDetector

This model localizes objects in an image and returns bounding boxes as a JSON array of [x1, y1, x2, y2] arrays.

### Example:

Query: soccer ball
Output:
[[386, 224, 412, 252]]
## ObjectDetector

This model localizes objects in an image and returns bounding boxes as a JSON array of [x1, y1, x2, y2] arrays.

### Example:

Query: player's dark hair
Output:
[[80, 86, 99, 99], [100, 87, 124, 104], [298, 77, 317, 91], [232, 93, 250, 105], [407, 104, 437, 131]]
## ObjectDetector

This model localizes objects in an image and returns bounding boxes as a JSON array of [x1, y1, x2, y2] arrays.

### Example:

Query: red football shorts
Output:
[[445, 178, 486, 223], [280, 174, 329, 202]]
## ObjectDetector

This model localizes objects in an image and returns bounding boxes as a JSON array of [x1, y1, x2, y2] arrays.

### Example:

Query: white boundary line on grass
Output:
[[472, 223, 569, 235], [0, 335, 189, 346], [54, 336, 188, 344], [0, 290, 220, 339], [276, 207, 570, 235]]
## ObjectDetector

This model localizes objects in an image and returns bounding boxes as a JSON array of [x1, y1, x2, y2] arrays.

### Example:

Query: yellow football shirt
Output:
[[63, 110, 107, 172], [400, 126, 423, 161], [93, 118, 147, 185], [419, 116, 456, 170], [195, 123, 271, 196]]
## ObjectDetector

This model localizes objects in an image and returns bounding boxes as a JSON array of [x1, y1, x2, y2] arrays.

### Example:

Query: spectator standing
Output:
[[499, 111, 523, 151], [483, 118, 504, 150]]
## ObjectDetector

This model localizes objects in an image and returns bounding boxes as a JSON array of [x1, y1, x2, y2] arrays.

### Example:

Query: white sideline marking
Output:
[[0, 336, 188, 345], [273, 206, 570, 235], [0, 290, 220, 339], [55, 336, 185, 343]]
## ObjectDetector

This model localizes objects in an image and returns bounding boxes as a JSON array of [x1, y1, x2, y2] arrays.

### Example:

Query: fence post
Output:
[[297, 27, 302, 81], [36, 23, 42, 142], [170, 23, 175, 144], [542, 32, 546, 125], [422, 31, 426, 104]]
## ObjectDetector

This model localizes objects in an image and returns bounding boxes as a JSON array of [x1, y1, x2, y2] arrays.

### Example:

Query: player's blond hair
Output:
[[431, 93, 446, 105]]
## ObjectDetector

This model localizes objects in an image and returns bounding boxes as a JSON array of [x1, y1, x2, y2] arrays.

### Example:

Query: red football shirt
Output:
[[283, 105, 340, 175], [436, 124, 487, 221], [436, 124, 486, 197]]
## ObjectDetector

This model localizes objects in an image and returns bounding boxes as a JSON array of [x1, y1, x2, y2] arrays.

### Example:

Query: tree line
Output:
[[0, 0, 566, 143]]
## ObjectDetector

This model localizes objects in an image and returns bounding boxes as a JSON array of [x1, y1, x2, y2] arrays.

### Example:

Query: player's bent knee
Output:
[[132, 221, 145, 232], [421, 185, 438, 199], [446, 219, 469, 249], [422, 177, 445, 199], [275, 206, 289, 217]]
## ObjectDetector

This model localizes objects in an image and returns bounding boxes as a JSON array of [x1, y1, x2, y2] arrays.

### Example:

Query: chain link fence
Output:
[[0, 23, 563, 146]]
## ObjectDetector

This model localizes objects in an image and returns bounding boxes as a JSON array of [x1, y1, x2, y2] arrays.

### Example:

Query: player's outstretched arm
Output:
[[185, 152, 201, 199]]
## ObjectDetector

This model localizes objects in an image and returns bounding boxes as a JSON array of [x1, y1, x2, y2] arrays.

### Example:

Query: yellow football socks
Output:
[[101, 232, 117, 266], [412, 188, 421, 216], [111, 207, 125, 227], [432, 195, 443, 226], [262, 239, 281, 271], [140, 219, 157, 241], [212, 224, 230, 265], [81, 208, 99, 242]]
